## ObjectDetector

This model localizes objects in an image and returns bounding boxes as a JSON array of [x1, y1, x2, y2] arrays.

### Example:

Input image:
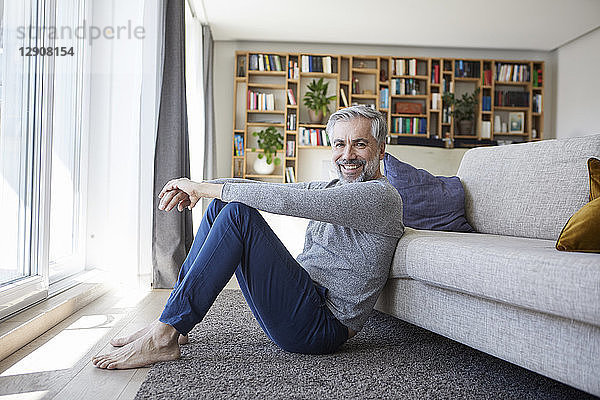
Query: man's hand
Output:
[[158, 178, 223, 212]]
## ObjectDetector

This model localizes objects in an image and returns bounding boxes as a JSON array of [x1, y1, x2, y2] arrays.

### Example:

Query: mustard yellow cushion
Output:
[[556, 197, 600, 252], [589, 158, 600, 201], [556, 157, 600, 253]]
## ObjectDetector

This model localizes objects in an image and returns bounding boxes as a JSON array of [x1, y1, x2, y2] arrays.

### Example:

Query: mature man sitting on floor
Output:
[[92, 105, 404, 369]]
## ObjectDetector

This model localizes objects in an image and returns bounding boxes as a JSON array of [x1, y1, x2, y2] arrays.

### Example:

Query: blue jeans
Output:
[[159, 199, 349, 354]]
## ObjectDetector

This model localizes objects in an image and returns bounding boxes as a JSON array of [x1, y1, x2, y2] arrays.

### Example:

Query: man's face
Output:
[[330, 118, 384, 183]]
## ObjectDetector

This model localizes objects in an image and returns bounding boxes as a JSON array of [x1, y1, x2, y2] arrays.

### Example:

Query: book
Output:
[[249, 54, 258, 71], [310, 129, 318, 146], [379, 88, 389, 109], [274, 55, 282, 71], [431, 93, 441, 110], [320, 130, 330, 146], [288, 60, 299, 79], [286, 141, 295, 157], [323, 56, 332, 74], [287, 89, 296, 106], [285, 166, 296, 183], [340, 88, 349, 107], [481, 121, 491, 139], [287, 113, 296, 130]]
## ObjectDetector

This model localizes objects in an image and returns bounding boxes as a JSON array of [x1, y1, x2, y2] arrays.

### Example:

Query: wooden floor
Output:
[[0, 288, 174, 400]]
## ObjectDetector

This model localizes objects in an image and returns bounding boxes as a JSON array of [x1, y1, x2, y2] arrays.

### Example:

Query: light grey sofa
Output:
[[375, 134, 600, 396]]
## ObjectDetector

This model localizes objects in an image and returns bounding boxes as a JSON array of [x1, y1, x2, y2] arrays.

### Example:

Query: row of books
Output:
[[391, 78, 421, 96], [441, 78, 454, 93], [287, 113, 297, 130], [442, 107, 453, 124], [285, 166, 296, 183], [431, 64, 440, 84], [392, 59, 418, 76], [455, 60, 481, 78], [431, 93, 442, 110], [391, 117, 427, 134], [247, 90, 276, 111], [288, 60, 299, 79], [481, 96, 492, 111], [249, 54, 284, 72], [286, 140, 295, 157], [482, 69, 493, 86], [532, 68, 543, 87], [233, 134, 244, 156], [301, 55, 333, 73], [494, 90, 529, 107], [496, 63, 530, 82], [532, 94, 543, 113], [299, 127, 330, 146], [287, 89, 297, 105], [380, 88, 389, 109]]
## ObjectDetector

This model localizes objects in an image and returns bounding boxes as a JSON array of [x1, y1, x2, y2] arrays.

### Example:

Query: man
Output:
[[92, 105, 404, 369]]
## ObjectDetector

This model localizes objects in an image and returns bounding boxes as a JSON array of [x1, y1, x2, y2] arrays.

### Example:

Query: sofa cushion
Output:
[[590, 157, 600, 200], [555, 197, 600, 252], [383, 153, 473, 232], [391, 228, 600, 326], [556, 158, 600, 253], [456, 135, 600, 240]]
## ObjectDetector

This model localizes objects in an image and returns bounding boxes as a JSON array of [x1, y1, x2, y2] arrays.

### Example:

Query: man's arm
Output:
[[157, 178, 320, 212], [206, 177, 312, 190], [221, 180, 404, 237]]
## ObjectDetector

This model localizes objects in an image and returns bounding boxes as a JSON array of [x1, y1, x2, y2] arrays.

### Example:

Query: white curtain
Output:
[[184, 1, 205, 228]]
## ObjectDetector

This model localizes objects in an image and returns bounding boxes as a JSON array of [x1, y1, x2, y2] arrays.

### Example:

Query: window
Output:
[[0, 0, 88, 319], [48, 0, 86, 284]]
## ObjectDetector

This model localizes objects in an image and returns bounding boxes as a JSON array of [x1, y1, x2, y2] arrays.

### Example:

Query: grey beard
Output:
[[335, 156, 380, 183]]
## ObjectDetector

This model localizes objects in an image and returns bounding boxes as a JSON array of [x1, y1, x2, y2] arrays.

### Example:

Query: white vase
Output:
[[253, 156, 275, 175]]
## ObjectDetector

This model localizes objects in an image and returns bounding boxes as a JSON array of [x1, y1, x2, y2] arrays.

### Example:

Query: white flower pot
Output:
[[253, 156, 275, 175]]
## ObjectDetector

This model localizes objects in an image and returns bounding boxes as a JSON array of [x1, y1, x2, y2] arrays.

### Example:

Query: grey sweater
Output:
[[214, 177, 404, 332]]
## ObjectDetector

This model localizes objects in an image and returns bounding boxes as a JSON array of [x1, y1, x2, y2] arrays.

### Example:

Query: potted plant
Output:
[[303, 77, 336, 124], [442, 87, 480, 135], [251, 126, 284, 175]]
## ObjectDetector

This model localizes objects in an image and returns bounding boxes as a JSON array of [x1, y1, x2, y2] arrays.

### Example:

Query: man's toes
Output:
[[107, 362, 119, 370]]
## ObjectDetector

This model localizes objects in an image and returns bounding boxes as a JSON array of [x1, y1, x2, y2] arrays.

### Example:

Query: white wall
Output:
[[555, 28, 600, 138], [213, 41, 554, 180]]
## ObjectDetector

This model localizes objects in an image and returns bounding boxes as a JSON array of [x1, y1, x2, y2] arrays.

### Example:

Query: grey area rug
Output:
[[135, 289, 597, 399]]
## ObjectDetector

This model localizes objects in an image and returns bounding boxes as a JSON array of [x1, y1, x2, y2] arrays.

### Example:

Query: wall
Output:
[[213, 41, 554, 180], [555, 28, 600, 138]]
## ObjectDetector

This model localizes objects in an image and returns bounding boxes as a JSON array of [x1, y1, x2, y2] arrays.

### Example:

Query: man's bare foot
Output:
[[110, 321, 156, 347], [92, 321, 180, 369], [111, 320, 189, 347]]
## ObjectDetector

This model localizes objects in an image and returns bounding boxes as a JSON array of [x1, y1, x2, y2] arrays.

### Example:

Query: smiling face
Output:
[[330, 117, 385, 183]]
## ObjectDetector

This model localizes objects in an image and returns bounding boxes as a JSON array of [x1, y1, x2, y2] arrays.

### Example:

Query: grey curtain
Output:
[[152, 0, 193, 288], [202, 25, 216, 180]]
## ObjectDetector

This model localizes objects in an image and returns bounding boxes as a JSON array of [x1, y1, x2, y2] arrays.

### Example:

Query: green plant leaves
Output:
[[442, 87, 480, 122], [303, 77, 336, 115], [253, 126, 284, 165]]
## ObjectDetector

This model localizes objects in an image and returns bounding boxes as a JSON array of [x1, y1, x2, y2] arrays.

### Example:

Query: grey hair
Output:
[[326, 105, 387, 146]]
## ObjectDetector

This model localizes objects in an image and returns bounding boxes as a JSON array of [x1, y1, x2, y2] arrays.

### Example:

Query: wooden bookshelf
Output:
[[232, 51, 544, 180]]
